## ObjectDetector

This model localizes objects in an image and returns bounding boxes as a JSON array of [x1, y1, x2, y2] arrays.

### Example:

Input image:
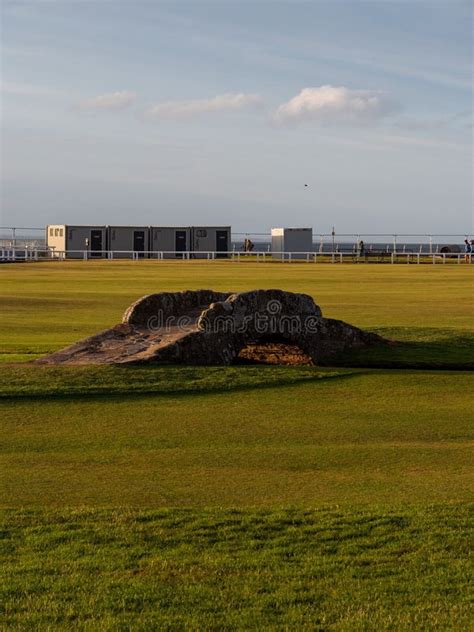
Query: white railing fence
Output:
[[1, 227, 472, 255], [1, 248, 472, 264]]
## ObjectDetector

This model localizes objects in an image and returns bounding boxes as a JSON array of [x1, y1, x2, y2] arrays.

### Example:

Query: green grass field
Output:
[[1, 261, 473, 630]]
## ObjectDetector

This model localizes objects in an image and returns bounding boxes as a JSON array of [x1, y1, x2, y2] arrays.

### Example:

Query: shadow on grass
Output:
[[0, 364, 361, 401], [1, 328, 472, 401], [330, 328, 474, 370]]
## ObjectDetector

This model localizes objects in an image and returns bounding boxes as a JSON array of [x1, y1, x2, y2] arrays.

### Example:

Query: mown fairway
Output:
[[1, 261, 473, 630], [1, 366, 472, 507], [1, 260, 473, 358]]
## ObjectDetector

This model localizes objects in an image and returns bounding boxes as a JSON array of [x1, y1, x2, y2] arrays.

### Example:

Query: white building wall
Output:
[[271, 228, 312, 260], [46, 225, 67, 257]]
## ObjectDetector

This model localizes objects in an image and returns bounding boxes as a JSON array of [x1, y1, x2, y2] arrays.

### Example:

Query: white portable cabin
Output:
[[150, 226, 231, 258], [46, 225, 107, 258], [271, 228, 312, 260], [150, 227, 190, 258], [108, 226, 150, 258], [190, 226, 231, 258]]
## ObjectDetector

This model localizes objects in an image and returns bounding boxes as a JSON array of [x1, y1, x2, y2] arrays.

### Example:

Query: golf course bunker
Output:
[[36, 289, 387, 366]]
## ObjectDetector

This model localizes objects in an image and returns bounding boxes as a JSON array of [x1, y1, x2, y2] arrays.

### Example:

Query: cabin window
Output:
[[49, 228, 54, 236], [59, 229, 63, 237], [55, 228, 60, 237]]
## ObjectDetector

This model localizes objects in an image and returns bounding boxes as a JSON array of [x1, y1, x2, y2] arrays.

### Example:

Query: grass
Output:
[[2, 369, 472, 507], [2, 505, 472, 631], [0, 260, 473, 629], [1, 260, 473, 358], [0, 364, 347, 398]]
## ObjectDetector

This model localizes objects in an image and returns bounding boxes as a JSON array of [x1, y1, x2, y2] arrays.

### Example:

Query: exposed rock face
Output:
[[123, 290, 231, 327], [36, 289, 386, 366]]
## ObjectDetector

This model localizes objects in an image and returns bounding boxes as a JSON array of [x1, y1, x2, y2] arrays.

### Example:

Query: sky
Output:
[[1, 0, 472, 235]]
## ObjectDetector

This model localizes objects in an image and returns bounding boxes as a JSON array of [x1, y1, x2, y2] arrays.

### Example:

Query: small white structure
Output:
[[271, 228, 313, 260], [46, 225, 107, 258], [191, 226, 231, 258], [108, 226, 149, 258], [150, 227, 190, 258]]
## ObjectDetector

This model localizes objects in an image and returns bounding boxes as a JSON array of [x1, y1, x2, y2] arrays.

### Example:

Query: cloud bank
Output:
[[77, 91, 136, 111], [145, 93, 263, 120], [274, 85, 399, 125]]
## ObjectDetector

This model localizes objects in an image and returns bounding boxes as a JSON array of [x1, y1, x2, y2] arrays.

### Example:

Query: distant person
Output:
[[464, 239, 471, 263], [242, 238, 254, 253], [470, 240, 474, 263], [357, 240, 365, 259]]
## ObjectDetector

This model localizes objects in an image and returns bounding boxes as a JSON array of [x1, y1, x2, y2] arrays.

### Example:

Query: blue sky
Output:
[[1, 0, 472, 234]]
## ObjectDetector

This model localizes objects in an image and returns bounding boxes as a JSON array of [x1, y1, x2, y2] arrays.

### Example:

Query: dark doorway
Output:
[[90, 230, 103, 257], [216, 230, 228, 258], [175, 230, 187, 257], [133, 231, 146, 258]]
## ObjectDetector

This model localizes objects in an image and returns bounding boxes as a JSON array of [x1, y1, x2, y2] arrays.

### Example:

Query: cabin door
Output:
[[175, 230, 187, 257], [216, 230, 228, 258], [90, 230, 103, 257], [133, 231, 146, 258]]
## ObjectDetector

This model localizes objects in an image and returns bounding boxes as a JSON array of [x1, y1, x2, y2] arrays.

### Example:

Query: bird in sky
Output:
[[304, 184, 308, 187]]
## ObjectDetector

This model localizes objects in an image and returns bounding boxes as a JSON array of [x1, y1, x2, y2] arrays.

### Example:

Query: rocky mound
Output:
[[35, 289, 387, 366]]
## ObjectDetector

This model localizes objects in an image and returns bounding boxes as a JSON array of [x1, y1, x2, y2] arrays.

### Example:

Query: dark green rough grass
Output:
[[1, 505, 472, 631]]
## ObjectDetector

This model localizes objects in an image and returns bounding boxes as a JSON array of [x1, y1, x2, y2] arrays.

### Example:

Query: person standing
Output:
[[464, 239, 471, 263]]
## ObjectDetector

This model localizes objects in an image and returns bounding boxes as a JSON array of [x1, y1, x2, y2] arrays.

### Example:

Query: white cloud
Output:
[[145, 93, 263, 120], [77, 91, 136, 111], [274, 85, 399, 125]]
